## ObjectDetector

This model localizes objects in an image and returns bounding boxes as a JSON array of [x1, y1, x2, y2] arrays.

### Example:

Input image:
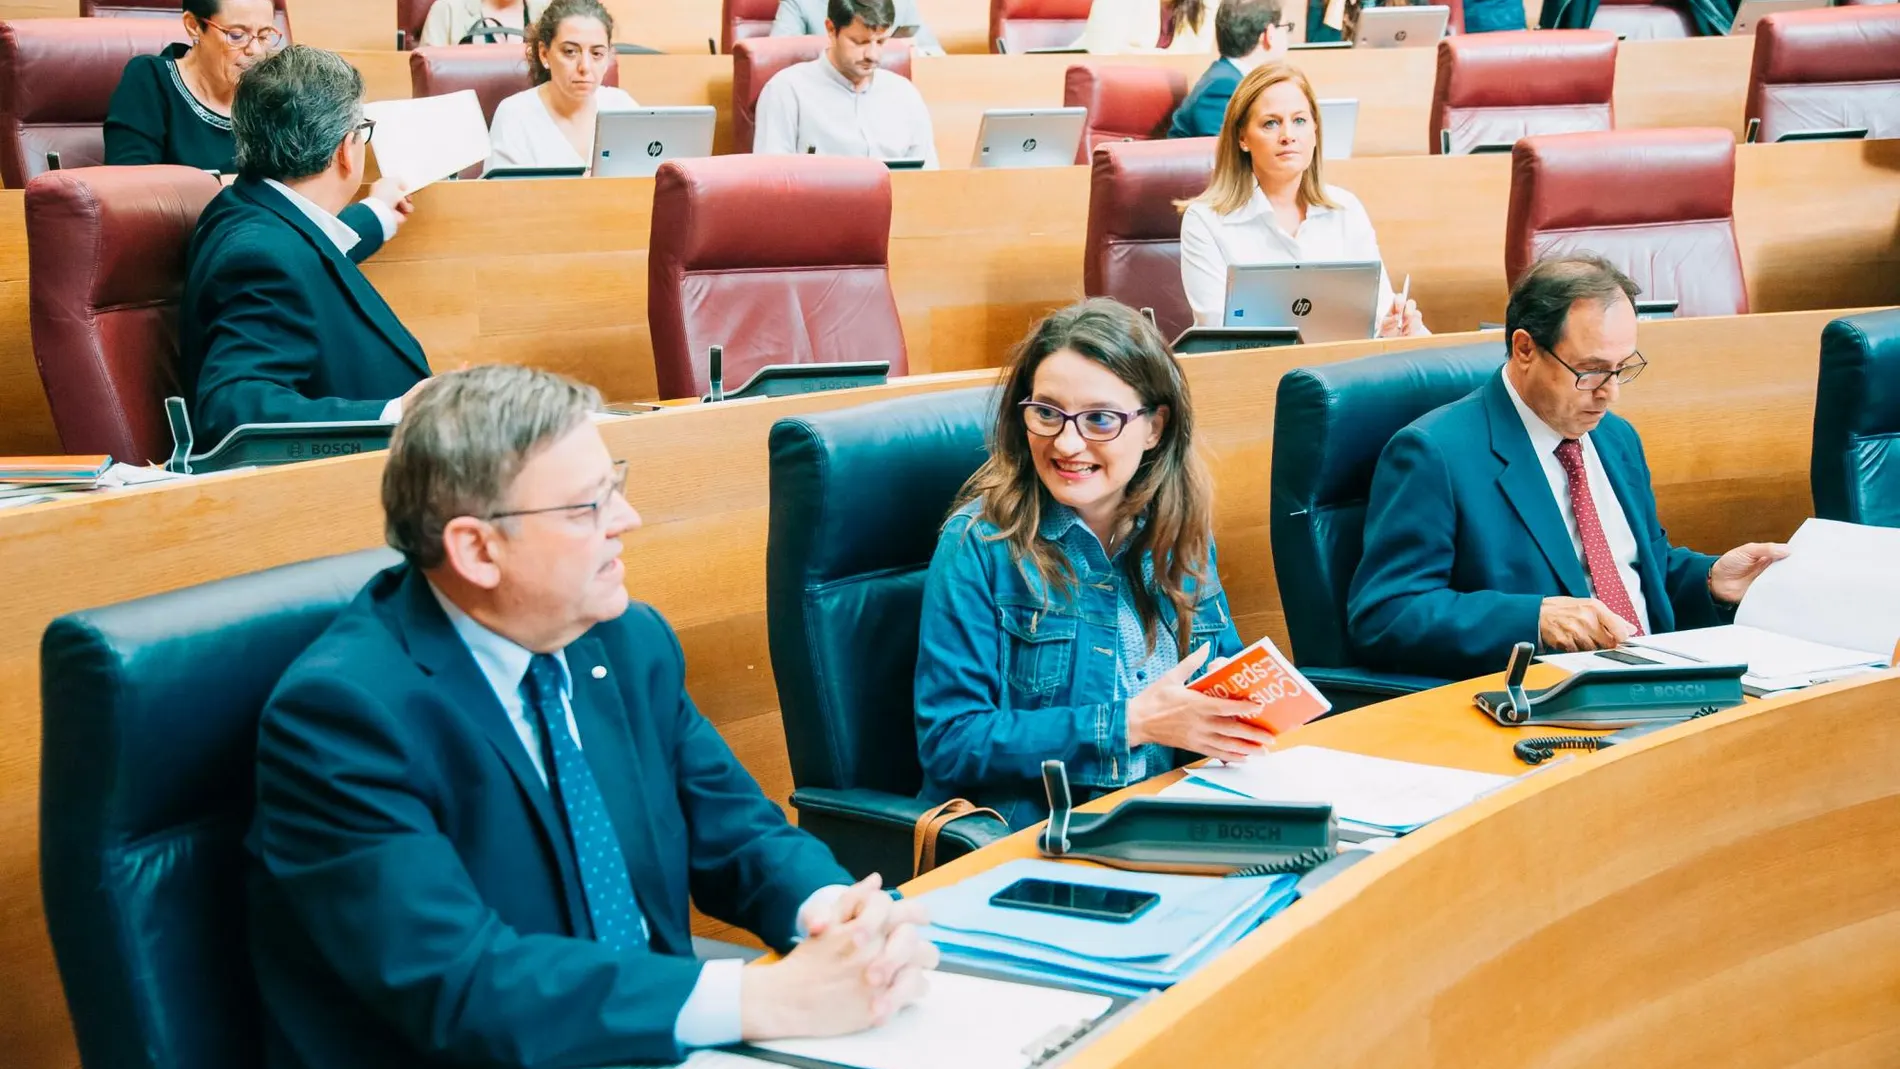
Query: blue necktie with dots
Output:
[[521, 653, 649, 951]]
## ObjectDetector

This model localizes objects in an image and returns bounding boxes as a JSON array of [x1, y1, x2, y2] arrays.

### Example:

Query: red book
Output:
[[1187, 635, 1332, 734]]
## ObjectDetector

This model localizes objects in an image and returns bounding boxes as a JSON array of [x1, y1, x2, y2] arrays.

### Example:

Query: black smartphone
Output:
[[988, 878, 1159, 923], [1598, 648, 1661, 666]]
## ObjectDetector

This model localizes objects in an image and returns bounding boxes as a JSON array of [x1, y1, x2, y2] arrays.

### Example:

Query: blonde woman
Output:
[[1179, 62, 1427, 335]]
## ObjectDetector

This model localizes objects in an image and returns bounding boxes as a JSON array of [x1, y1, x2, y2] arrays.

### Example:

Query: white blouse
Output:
[[484, 85, 640, 174], [1178, 181, 1395, 327]]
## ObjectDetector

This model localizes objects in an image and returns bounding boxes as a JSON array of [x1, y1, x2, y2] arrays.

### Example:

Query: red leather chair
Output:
[[1064, 63, 1188, 164], [732, 35, 912, 153], [1587, 0, 1694, 39], [1430, 30, 1616, 155], [0, 18, 186, 188], [398, 0, 433, 48], [991, 0, 1094, 52], [1506, 128, 1747, 319], [25, 165, 222, 463], [409, 42, 621, 123], [1745, 5, 1900, 144], [1083, 137, 1216, 341], [647, 155, 907, 400], [724, 0, 780, 52], [82, 0, 291, 39]]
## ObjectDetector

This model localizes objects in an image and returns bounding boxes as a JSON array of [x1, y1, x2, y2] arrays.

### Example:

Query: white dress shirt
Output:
[[263, 179, 408, 421], [485, 85, 641, 174], [752, 57, 938, 168], [1500, 369, 1650, 627], [427, 584, 843, 1050], [1178, 180, 1395, 328]]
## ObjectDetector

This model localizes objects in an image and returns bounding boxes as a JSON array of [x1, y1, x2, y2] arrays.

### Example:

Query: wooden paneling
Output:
[[0, 0, 77, 16], [0, 191, 57, 454], [0, 306, 1853, 1067]]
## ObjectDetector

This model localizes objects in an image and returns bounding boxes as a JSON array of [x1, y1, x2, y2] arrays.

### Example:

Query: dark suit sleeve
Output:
[[340, 201, 387, 263], [103, 57, 165, 166], [637, 606, 851, 948], [1348, 426, 1545, 678], [254, 671, 704, 1069], [1621, 425, 1726, 630], [192, 237, 390, 440]]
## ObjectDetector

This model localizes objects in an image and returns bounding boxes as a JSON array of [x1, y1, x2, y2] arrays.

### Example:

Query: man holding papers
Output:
[[1348, 256, 1788, 680]]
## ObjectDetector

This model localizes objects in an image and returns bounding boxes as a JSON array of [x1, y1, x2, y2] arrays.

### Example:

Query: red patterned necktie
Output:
[[1553, 438, 1645, 636]]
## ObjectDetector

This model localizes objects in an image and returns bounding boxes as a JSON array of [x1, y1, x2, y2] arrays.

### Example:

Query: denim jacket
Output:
[[913, 502, 1243, 829]]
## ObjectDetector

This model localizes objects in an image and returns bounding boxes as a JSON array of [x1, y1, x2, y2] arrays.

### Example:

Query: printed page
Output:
[[1736, 518, 1900, 659], [1186, 746, 1508, 832], [363, 90, 490, 193]]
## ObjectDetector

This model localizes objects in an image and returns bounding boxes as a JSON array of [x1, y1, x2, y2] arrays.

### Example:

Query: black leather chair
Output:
[[39, 547, 397, 1069], [766, 387, 1011, 881], [1812, 308, 1900, 529], [1270, 342, 1508, 711]]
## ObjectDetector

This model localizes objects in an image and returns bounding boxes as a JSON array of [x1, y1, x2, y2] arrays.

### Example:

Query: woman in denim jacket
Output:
[[913, 299, 1268, 829]]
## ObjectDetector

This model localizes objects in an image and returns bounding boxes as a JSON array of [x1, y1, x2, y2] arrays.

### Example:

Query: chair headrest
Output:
[[998, 0, 1094, 19], [1819, 308, 1900, 434], [1437, 29, 1618, 109], [652, 155, 893, 271], [1087, 137, 1215, 241], [1509, 127, 1736, 233], [1753, 5, 1900, 85], [26, 165, 220, 310], [0, 18, 184, 124], [1064, 62, 1189, 114], [1273, 340, 1509, 506]]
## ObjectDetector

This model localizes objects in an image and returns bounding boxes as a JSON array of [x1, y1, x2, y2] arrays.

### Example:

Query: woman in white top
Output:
[[485, 0, 638, 174], [1178, 62, 1427, 335], [418, 0, 548, 46], [1072, 0, 1217, 55]]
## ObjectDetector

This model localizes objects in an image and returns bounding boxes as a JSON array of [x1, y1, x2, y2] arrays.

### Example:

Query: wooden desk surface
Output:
[[903, 667, 1900, 1067], [0, 308, 1851, 1066]]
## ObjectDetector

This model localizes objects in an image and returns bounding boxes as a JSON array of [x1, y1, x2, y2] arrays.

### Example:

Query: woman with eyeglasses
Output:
[[1179, 62, 1430, 337], [485, 0, 638, 175], [105, 0, 286, 172], [912, 299, 1267, 830]]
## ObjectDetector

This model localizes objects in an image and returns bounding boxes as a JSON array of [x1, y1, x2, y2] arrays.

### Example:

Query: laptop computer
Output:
[[972, 107, 1088, 168], [1354, 5, 1450, 47], [1223, 261, 1383, 344], [1728, 0, 1826, 35], [592, 106, 716, 178], [1318, 98, 1358, 160]]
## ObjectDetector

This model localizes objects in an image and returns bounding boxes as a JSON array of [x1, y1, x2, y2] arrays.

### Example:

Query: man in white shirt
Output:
[[752, 0, 939, 168], [1347, 254, 1788, 679], [180, 45, 432, 445]]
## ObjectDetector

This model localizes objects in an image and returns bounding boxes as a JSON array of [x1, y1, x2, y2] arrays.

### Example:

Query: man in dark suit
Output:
[[1347, 255, 1788, 680], [247, 365, 935, 1069], [1168, 0, 1290, 139], [180, 44, 432, 446]]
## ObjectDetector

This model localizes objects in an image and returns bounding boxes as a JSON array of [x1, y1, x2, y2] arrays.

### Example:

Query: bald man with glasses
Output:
[[1346, 255, 1788, 681]]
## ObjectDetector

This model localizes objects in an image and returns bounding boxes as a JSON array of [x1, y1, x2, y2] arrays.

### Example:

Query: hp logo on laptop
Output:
[[1394, 29, 1408, 40], [646, 140, 664, 157], [1291, 297, 1313, 317], [1022, 137, 1038, 152]]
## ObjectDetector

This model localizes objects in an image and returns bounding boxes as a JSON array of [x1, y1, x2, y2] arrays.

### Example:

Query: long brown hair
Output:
[[954, 299, 1215, 654], [1167, 0, 1209, 42], [1184, 61, 1339, 217], [527, 0, 614, 86]]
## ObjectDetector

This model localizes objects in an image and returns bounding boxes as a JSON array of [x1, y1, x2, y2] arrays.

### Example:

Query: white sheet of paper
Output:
[[1733, 517, 1900, 658], [1186, 746, 1508, 831], [363, 90, 490, 192], [1538, 646, 1704, 674], [1631, 624, 1884, 682], [750, 971, 1112, 1069]]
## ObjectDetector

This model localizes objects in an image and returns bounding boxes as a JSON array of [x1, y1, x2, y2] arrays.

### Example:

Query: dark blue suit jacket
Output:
[[180, 178, 430, 446], [246, 564, 851, 1069], [1347, 373, 1725, 680], [1169, 57, 1240, 139]]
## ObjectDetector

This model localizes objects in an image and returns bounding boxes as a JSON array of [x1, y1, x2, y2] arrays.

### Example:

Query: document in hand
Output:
[[1186, 745, 1510, 836], [362, 90, 490, 193], [1188, 634, 1331, 733], [1628, 518, 1899, 693]]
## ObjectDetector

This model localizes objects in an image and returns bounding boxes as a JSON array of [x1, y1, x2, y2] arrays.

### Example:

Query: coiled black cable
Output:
[[1513, 735, 1608, 765], [1225, 845, 1337, 877]]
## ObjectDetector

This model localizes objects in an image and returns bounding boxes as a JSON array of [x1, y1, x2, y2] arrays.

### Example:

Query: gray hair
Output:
[[383, 365, 602, 570], [1505, 253, 1642, 354], [232, 45, 365, 182]]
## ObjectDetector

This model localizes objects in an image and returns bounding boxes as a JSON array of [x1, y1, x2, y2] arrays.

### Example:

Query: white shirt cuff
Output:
[[673, 958, 744, 1049], [362, 197, 402, 242], [379, 397, 403, 423]]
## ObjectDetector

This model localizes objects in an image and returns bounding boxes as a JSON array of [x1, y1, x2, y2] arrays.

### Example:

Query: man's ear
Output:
[[1508, 328, 1537, 367], [334, 130, 360, 184], [440, 516, 505, 591]]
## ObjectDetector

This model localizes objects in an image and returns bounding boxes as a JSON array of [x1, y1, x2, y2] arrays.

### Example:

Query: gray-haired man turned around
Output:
[[179, 44, 433, 447], [246, 364, 936, 1069]]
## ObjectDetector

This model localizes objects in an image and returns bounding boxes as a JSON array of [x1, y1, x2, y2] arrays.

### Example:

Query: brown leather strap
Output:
[[912, 798, 1005, 877]]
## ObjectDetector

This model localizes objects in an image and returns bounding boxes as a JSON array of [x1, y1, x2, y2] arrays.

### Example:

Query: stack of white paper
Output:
[[362, 90, 491, 192], [1184, 746, 1510, 836]]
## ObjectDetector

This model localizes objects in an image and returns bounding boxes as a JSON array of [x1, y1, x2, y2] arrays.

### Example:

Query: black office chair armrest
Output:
[[790, 786, 1013, 882], [1302, 666, 1449, 714]]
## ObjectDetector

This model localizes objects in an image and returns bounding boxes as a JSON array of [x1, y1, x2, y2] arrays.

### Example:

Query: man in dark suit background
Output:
[[180, 45, 432, 446], [1347, 255, 1788, 680], [1168, 0, 1290, 139], [247, 365, 935, 1069]]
